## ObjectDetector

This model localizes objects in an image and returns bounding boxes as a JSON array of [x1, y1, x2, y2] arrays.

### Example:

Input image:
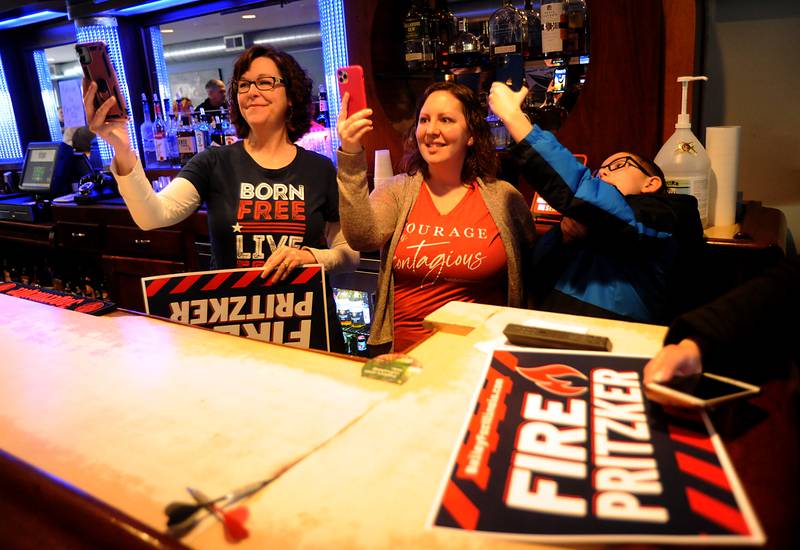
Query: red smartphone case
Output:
[[76, 42, 127, 118], [337, 65, 367, 116]]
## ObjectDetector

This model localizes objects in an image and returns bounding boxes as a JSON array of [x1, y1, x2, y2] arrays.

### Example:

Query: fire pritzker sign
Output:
[[429, 348, 764, 545], [141, 265, 330, 352]]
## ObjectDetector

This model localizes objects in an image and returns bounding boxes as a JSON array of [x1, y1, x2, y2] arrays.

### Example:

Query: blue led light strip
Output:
[[149, 26, 172, 109], [0, 10, 65, 31], [75, 17, 139, 165], [33, 49, 63, 142], [0, 52, 24, 160], [116, 0, 197, 16], [317, 0, 349, 156]]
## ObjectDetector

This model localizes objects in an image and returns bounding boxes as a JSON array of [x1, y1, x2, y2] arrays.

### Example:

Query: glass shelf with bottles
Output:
[[139, 93, 239, 170], [403, 0, 589, 75]]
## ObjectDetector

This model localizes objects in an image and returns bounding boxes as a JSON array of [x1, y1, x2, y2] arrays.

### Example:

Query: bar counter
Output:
[[1, 295, 797, 548]]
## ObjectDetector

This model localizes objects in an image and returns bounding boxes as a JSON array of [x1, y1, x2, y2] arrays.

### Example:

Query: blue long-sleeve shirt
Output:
[[510, 125, 705, 323]]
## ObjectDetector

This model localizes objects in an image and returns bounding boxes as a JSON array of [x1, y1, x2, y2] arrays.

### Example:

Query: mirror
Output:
[[42, 43, 88, 146], [147, 0, 329, 165], [158, 0, 324, 118]]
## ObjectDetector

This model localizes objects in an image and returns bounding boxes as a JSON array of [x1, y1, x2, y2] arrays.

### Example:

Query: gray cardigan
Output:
[[337, 149, 536, 352]]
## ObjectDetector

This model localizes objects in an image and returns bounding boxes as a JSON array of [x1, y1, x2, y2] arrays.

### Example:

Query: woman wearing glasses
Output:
[[489, 82, 704, 324], [85, 45, 358, 349]]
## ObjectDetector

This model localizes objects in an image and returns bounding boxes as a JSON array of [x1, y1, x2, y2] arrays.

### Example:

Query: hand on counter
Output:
[[260, 246, 316, 282], [82, 78, 136, 175], [337, 92, 373, 154]]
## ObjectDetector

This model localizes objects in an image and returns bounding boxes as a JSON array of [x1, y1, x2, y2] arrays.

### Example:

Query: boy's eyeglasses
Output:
[[235, 76, 285, 93], [593, 155, 653, 178]]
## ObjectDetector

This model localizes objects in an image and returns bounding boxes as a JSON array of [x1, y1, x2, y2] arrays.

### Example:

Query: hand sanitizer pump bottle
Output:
[[655, 76, 711, 227]]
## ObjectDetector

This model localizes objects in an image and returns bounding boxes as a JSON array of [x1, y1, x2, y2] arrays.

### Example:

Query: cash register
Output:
[[0, 142, 94, 222]]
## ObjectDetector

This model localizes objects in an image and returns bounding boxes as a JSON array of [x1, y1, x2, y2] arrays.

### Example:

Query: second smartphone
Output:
[[337, 65, 367, 115]]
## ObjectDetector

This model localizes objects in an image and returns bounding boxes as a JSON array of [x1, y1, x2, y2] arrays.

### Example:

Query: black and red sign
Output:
[[429, 348, 764, 545], [0, 281, 116, 315], [141, 265, 330, 352]]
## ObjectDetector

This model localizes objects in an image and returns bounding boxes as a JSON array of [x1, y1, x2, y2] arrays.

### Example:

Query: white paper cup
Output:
[[374, 149, 393, 180]]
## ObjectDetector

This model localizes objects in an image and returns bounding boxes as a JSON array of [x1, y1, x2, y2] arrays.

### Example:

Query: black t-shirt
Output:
[[178, 142, 339, 269], [194, 98, 222, 115]]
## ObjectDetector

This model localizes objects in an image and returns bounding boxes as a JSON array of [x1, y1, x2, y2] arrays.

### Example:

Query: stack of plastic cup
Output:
[[374, 149, 393, 189]]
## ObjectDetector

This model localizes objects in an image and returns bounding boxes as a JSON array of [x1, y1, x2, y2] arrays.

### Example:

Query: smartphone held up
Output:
[[337, 65, 367, 116], [646, 372, 760, 408], [76, 41, 128, 119]]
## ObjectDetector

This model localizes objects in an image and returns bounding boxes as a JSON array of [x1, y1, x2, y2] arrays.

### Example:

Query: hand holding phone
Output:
[[77, 42, 128, 119], [645, 373, 760, 408], [494, 53, 525, 92], [336, 65, 372, 154], [337, 65, 367, 117]]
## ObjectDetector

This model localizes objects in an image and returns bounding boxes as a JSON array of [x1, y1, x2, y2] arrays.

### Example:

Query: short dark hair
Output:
[[400, 81, 497, 183], [228, 45, 312, 142], [205, 79, 225, 91], [72, 126, 96, 153], [631, 153, 668, 194]]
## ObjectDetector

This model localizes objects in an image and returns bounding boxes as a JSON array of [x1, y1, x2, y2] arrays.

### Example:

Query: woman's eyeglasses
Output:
[[593, 155, 653, 178], [235, 76, 285, 93]]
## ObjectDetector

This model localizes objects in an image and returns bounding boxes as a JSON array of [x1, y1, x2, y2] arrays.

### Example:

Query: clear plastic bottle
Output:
[[655, 76, 711, 227]]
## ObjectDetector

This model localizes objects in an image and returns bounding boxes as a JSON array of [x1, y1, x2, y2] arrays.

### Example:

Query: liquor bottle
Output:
[[489, 0, 524, 58], [431, 0, 455, 69], [139, 93, 157, 168], [220, 107, 238, 145], [477, 20, 490, 54], [152, 94, 168, 163], [163, 99, 180, 166], [177, 112, 197, 164], [356, 333, 368, 355], [563, 0, 587, 57], [337, 289, 353, 327], [541, 0, 566, 59], [523, 0, 543, 60], [195, 109, 210, 153], [404, 0, 434, 71], [316, 84, 329, 127], [449, 18, 482, 68], [486, 110, 510, 149], [211, 115, 224, 146]]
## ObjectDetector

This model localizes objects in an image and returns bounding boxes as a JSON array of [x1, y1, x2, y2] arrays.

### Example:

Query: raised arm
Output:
[[336, 92, 401, 251], [111, 162, 201, 230]]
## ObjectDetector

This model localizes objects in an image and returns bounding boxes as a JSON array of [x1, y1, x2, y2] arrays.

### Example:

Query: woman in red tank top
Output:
[[337, 82, 536, 354]]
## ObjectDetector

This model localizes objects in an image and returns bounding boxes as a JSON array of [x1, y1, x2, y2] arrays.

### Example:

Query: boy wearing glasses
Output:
[[489, 82, 704, 324]]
